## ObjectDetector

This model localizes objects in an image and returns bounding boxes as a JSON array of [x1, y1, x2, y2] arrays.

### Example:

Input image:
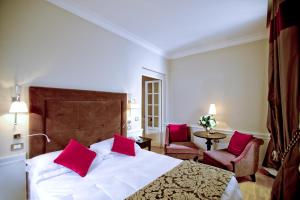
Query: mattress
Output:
[[28, 150, 242, 200]]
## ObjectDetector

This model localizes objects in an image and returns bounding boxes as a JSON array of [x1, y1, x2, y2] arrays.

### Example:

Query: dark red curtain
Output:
[[263, 0, 300, 199]]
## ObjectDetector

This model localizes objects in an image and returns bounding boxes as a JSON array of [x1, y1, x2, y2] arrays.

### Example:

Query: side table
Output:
[[135, 136, 152, 151], [193, 131, 226, 150]]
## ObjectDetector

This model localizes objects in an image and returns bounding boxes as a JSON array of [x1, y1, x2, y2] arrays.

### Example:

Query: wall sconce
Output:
[[127, 94, 140, 130], [128, 94, 140, 109], [208, 103, 216, 115], [128, 102, 140, 109], [9, 85, 28, 125]]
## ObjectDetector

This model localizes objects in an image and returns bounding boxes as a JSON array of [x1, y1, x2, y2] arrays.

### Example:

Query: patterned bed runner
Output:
[[126, 160, 234, 200]]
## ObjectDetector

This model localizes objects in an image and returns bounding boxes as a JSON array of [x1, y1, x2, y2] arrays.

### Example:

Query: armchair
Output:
[[203, 138, 264, 182], [164, 124, 201, 160]]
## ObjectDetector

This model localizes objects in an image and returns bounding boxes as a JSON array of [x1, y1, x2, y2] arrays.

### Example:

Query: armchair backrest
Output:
[[165, 125, 191, 147]]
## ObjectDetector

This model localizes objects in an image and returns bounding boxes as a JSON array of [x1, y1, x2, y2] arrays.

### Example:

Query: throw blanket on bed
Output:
[[126, 160, 234, 200]]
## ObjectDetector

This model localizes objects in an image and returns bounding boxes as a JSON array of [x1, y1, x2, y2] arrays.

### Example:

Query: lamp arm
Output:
[[14, 113, 17, 125], [28, 133, 51, 143]]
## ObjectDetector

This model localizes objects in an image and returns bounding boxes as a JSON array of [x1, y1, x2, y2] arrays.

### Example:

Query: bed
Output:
[[27, 87, 242, 200]]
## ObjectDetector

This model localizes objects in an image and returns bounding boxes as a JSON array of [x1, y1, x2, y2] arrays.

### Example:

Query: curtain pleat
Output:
[[263, 0, 300, 199]]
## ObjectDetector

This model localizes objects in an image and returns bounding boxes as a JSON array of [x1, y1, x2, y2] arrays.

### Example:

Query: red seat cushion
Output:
[[227, 131, 253, 156], [168, 124, 188, 142], [203, 150, 236, 171], [54, 139, 96, 177], [111, 134, 135, 156]]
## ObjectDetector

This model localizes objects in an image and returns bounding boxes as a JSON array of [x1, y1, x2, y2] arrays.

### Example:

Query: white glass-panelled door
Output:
[[145, 80, 162, 135]]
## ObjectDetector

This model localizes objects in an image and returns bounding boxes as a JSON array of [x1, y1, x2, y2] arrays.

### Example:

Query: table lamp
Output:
[[208, 104, 216, 115]]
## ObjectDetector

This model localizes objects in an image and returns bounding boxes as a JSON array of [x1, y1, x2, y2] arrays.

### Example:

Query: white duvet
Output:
[[28, 144, 242, 200]]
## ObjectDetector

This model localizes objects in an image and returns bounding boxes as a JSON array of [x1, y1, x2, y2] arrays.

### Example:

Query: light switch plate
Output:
[[13, 133, 22, 139], [11, 143, 24, 151]]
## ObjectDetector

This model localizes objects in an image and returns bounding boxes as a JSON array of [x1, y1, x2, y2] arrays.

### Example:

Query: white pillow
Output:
[[90, 138, 114, 155], [90, 137, 141, 155]]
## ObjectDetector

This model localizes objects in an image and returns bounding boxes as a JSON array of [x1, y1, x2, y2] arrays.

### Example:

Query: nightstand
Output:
[[0, 153, 26, 200], [135, 136, 152, 151]]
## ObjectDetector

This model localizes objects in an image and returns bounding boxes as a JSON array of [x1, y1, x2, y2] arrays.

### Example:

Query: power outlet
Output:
[[11, 143, 24, 151]]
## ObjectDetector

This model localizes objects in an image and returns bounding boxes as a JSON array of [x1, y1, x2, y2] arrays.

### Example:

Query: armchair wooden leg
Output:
[[193, 156, 198, 162], [250, 174, 256, 182]]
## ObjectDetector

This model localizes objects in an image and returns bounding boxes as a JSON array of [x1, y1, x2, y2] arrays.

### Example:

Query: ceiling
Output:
[[48, 0, 268, 59]]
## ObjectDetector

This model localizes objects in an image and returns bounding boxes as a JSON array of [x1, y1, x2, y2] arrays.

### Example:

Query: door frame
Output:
[[145, 80, 162, 134], [142, 67, 166, 147]]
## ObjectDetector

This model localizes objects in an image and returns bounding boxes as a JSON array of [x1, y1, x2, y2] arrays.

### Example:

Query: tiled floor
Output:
[[150, 146, 274, 200]]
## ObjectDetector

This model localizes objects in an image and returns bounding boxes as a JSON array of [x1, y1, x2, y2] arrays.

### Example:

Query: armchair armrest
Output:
[[230, 138, 264, 177], [231, 145, 252, 164], [231, 138, 264, 163], [165, 126, 170, 148]]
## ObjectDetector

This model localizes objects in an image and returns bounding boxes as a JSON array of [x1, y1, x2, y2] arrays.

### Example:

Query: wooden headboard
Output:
[[29, 86, 127, 158]]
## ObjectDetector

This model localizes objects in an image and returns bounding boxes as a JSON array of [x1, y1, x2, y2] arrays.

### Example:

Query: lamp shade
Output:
[[9, 101, 28, 113], [208, 104, 216, 115]]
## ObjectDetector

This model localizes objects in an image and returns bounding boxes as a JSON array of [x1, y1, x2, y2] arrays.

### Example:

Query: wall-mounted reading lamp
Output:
[[9, 85, 28, 125], [127, 94, 140, 130], [11, 133, 51, 151], [29, 133, 51, 143], [13, 132, 51, 143]]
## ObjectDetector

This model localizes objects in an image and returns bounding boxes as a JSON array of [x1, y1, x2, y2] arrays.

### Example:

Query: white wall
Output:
[[0, 0, 167, 157], [169, 40, 268, 133], [168, 40, 269, 164]]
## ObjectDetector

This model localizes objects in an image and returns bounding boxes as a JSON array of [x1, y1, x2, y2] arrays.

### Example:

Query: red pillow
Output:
[[168, 124, 188, 142], [54, 139, 96, 177], [111, 134, 135, 156], [227, 131, 253, 156]]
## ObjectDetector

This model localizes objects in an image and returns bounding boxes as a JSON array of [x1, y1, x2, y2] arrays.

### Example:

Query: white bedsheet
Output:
[[29, 150, 242, 200]]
